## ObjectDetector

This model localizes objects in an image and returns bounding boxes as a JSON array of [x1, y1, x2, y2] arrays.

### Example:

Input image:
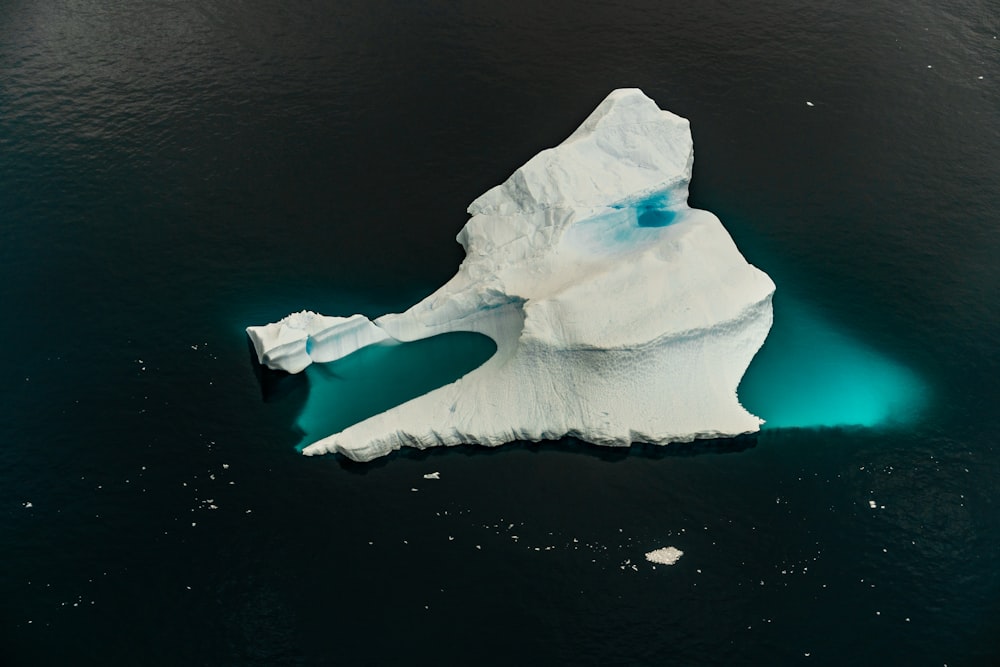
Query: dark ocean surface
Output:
[[2, 1, 999, 664]]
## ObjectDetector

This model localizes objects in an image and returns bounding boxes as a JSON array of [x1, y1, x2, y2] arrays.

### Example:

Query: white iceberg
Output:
[[250, 88, 775, 462]]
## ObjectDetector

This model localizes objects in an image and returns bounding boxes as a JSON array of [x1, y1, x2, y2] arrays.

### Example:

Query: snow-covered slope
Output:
[[248, 89, 775, 462]]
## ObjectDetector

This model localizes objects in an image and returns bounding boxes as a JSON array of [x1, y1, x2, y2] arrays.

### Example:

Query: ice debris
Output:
[[645, 547, 685, 566]]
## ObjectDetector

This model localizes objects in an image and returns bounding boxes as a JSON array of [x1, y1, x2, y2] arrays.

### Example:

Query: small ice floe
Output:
[[868, 500, 877, 509], [806, 101, 814, 107], [23, 501, 33, 508], [646, 547, 684, 565], [645, 546, 684, 566], [423, 472, 440, 480]]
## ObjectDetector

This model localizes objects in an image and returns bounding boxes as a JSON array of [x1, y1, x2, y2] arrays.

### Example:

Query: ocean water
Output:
[[2, 1, 999, 665]]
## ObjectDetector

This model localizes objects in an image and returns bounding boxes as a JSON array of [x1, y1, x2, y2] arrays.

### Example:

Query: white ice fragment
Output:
[[806, 101, 814, 107], [23, 501, 32, 508], [423, 472, 441, 480], [868, 500, 877, 509], [257, 89, 775, 461], [645, 546, 684, 566]]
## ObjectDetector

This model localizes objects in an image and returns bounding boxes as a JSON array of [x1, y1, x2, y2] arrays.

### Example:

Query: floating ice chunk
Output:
[[868, 500, 877, 509], [645, 546, 684, 565], [253, 89, 775, 462], [246, 310, 391, 373], [423, 472, 441, 480], [806, 101, 814, 107]]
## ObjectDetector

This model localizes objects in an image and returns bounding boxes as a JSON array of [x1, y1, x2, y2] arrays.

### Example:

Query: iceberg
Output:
[[249, 89, 776, 462]]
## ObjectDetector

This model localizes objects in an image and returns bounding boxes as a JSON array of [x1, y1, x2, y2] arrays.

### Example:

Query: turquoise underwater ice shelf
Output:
[[293, 331, 496, 450], [738, 296, 927, 429]]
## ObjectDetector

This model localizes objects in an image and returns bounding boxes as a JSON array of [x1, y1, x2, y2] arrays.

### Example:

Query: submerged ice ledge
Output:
[[248, 89, 776, 462]]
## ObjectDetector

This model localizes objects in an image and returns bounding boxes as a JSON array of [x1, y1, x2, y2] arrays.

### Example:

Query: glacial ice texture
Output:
[[248, 89, 776, 462]]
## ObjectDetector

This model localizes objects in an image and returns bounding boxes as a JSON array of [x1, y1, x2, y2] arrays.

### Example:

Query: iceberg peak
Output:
[[469, 88, 692, 217], [249, 89, 775, 462]]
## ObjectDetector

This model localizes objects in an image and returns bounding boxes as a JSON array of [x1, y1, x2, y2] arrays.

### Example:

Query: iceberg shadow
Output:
[[247, 337, 309, 403], [330, 433, 759, 473]]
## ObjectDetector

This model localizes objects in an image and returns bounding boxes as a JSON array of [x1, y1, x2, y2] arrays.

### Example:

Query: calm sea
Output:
[[2, 1, 998, 664]]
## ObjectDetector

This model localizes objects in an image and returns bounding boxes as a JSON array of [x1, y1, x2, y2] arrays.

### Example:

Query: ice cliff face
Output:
[[247, 88, 776, 462]]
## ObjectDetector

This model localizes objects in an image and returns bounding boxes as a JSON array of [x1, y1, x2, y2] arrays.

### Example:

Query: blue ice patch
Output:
[[565, 190, 684, 253], [611, 190, 678, 227]]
